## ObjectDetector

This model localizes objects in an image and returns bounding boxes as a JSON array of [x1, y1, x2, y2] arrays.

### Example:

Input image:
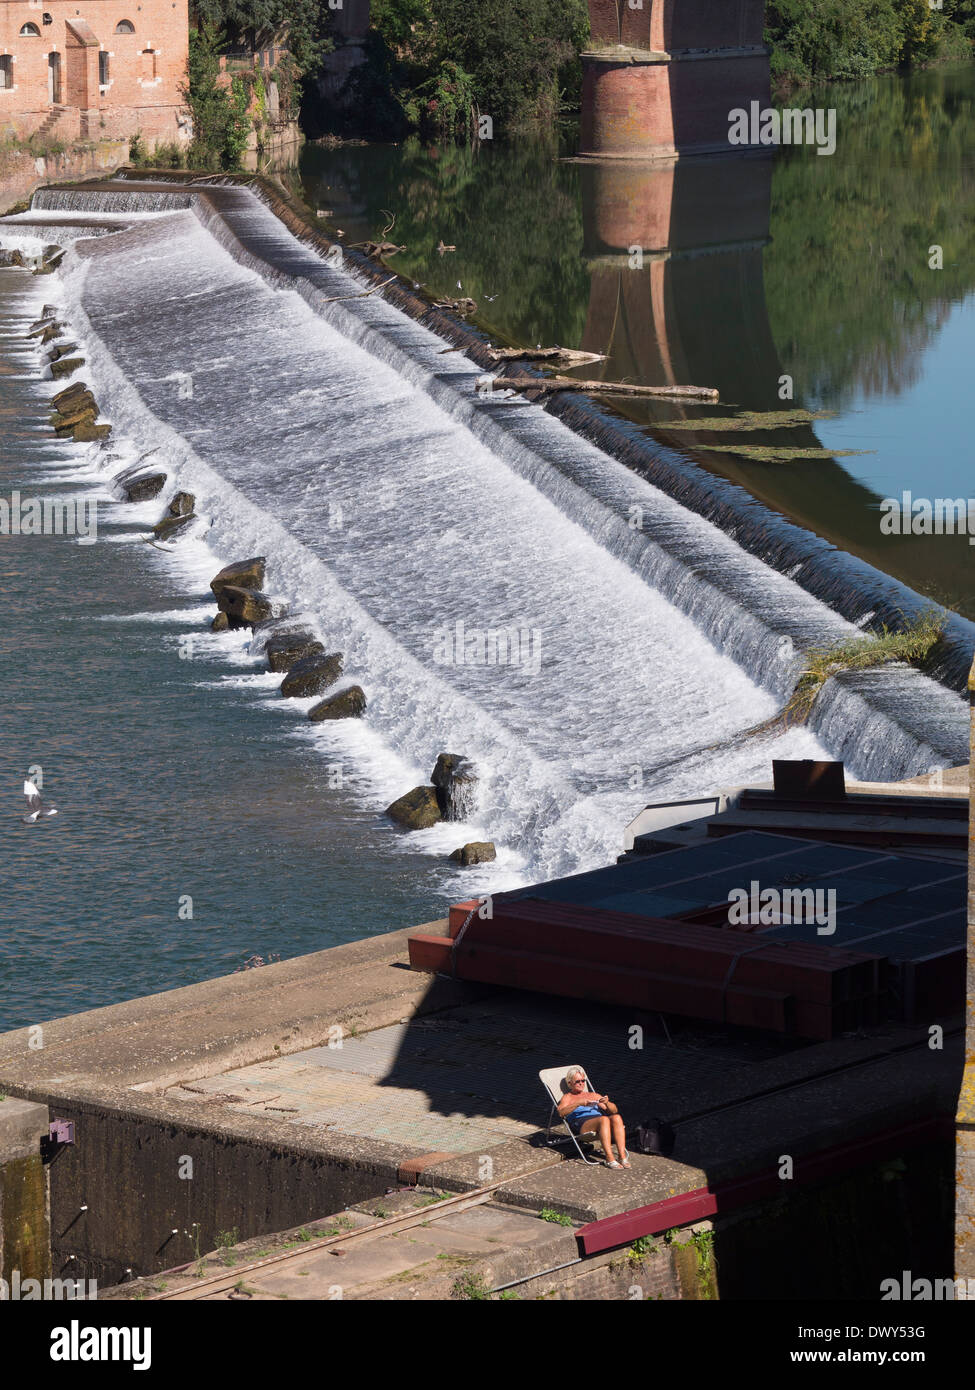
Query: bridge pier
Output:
[[581, 0, 770, 160]]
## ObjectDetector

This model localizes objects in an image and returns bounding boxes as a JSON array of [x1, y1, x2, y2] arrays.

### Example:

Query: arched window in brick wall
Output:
[[115, 19, 135, 33], [0, 56, 12, 89], [19, 23, 41, 36]]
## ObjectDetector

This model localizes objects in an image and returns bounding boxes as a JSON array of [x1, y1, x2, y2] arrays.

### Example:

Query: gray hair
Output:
[[565, 1067, 584, 1084]]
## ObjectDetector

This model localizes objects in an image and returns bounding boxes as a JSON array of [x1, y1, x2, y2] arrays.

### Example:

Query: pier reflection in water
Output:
[[298, 63, 975, 619]]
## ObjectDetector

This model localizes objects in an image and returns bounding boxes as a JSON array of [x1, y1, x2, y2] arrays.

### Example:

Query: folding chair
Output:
[[539, 1064, 602, 1164]]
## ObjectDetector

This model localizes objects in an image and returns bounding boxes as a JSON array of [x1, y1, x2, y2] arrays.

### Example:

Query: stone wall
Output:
[[0, 138, 128, 215]]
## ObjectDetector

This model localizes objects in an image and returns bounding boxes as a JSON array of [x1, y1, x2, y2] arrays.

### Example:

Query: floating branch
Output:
[[351, 240, 406, 260], [487, 346, 608, 369], [494, 375, 720, 401], [322, 275, 397, 303]]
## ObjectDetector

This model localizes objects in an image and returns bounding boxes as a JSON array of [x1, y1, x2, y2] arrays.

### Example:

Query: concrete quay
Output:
[[0, 904, 962, 1298]]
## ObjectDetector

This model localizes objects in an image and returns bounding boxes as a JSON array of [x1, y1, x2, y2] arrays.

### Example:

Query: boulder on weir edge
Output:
[[120, 473, 167, 503], [449, 842, 496, 866], [386, 786, 442, 830], [431, 752, 479, 821], [210, 557, 267, 597], [308, 685, 366, 721], [266, 631, 324, 673], [216, 586, 275, 627], [280, 651, 344, 698]]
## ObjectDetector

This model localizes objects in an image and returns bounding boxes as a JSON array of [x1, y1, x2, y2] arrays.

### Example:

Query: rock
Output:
[[249, 616, 306, 652], [39, 323, 64, 343], [1, 248, 27, 269], [210, 557, 267, 597], [41, 304, 56, 317], [150, 492, 197, 537], [449, 841, 496, 866], [308, 685, 366, 721], [152, 513, 196, 541], [215, 585, 274, 627], [280, 651, 344, 698], [386, 786, 443, 830], [120, 473, 167, 502], [211, 612, 230, 632], [165, 491, 195, 519], [72, 423, 111, 441], [50, 356, 84, 379], [431, 753, 479, 821], [265, 631, 324, 673], [47, 342, 78, 362], [53, 406, 97, 435], [51, 381, 93, 409]]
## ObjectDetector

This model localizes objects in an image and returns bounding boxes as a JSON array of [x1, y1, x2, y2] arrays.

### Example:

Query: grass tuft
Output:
[[784, 608, 946, 725]]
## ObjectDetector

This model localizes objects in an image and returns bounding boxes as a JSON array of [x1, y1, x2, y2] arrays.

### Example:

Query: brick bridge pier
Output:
[[581, 0, 770, 159]]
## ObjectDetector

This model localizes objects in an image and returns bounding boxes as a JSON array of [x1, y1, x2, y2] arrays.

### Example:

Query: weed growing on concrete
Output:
[[538, 1208, 573, 1226], [216, 1228, 240, 1266], [628, 1235, 658, 1260], [372, 1205, 391, 1219], [497, 1289, 521, 1299], [415, 1191, 450, 1206], [785, 608, 946, 724], [451, 1272, 492, 1300]]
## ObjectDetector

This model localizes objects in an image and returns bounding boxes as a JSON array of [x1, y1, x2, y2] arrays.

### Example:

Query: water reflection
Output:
[[296, 63, 975, 617]]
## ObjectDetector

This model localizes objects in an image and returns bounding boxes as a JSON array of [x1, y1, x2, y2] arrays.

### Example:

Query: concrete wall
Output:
[[0, 138, 127, 215], [0, 0, 188, 145], [0, 1098, 51, 1285], [42, 1096, 391, 1286]]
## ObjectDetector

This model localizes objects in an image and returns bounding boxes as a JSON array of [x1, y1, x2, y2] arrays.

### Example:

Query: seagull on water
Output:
[[23, 778, 58, 823]]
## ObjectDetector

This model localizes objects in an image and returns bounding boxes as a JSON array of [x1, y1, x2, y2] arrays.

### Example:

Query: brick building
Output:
[[0, 0, 189, 147]]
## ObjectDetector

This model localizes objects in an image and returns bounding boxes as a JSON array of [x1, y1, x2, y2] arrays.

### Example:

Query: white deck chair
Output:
[[539, 1064, 603, 1164]]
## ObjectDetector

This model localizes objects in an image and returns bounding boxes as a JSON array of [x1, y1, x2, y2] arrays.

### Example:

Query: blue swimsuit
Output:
[[567, 1102, 603, 1134]]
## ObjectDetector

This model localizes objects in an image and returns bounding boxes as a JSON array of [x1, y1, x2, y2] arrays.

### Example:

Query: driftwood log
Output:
[[492, 375, 720, 402], [487, 347, 607, 368]]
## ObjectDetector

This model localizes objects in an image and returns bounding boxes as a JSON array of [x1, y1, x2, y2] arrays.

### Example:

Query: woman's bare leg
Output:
[[581, 1116, 616, 1163], [610, 1114, 628, 1163]]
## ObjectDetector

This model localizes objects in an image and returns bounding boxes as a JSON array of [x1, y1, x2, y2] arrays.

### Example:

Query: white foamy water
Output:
[[5, 190, 963, 883]]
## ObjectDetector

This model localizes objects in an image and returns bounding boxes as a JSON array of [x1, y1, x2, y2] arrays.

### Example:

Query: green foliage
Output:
[[628, 1234, 658, 1259], [765, 0, 970, 86], [182, 24, 252, 170], [538, 1207, 574, 1226], [785, 609, 946, 723], [451, 1272, 492, 1300], [405, 60, 478, 141], [364, 0, 589, 140], [192, 0, 331, 79]]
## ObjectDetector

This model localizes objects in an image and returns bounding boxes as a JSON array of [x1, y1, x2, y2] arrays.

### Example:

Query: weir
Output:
[[4, 181, 969, 881]]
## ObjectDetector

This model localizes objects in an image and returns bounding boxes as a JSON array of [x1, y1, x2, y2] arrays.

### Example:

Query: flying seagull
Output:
[[23, 778, 58, 823]]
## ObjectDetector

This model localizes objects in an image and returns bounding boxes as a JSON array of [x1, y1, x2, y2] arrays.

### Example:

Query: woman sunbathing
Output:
[[558, 1067, 630, 1168]]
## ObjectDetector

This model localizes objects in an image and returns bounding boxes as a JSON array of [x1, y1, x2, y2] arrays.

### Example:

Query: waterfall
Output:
[[19, 181, 970, 831]]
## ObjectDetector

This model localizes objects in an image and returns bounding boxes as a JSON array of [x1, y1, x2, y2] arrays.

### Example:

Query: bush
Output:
[[181, 24, 252, 170]]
